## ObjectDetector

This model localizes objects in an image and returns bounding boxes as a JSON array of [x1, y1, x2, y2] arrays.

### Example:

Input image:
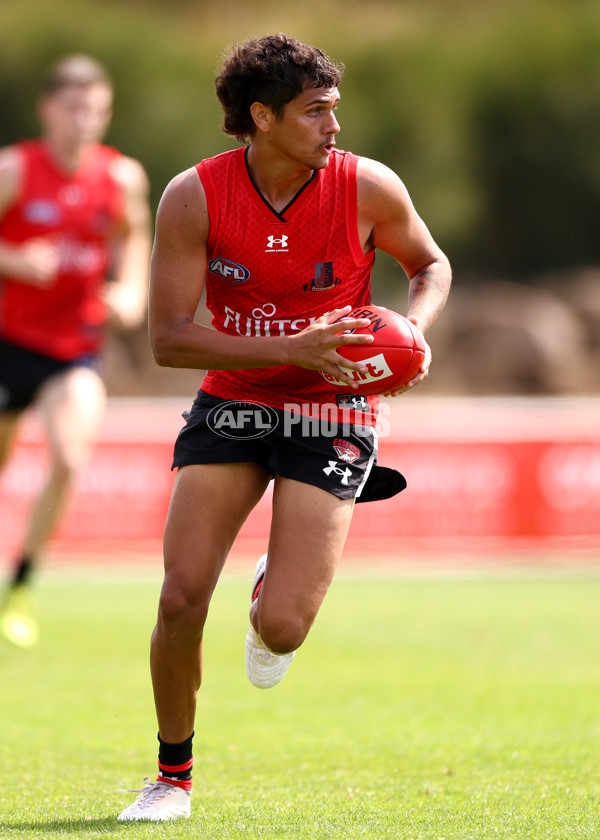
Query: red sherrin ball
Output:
[[319, 305, 426, 396]]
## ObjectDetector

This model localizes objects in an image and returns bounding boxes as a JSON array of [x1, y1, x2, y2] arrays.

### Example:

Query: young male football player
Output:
[[0, 55, 151, 647], [118, 33, 451, 821]]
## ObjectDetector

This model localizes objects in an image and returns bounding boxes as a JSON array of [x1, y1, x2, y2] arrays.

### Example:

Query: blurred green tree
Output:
[[1, 0, 599, 289]]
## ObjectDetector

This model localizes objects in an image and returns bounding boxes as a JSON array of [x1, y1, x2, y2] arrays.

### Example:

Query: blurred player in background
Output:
[[118, 33, 451, 822], [0, 54, 151, 647]]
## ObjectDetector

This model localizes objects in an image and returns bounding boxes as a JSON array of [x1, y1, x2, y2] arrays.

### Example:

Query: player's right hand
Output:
[[287, 305, 374, 388], [10, 238, 60, 288]]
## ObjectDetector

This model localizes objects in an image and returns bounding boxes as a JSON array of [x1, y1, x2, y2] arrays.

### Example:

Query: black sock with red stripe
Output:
[[11, 554, 34, 588], [157, 731, 194, 792]]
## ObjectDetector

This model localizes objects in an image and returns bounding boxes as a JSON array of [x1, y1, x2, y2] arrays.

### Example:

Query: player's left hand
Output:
[[381, 316, 431, 397]]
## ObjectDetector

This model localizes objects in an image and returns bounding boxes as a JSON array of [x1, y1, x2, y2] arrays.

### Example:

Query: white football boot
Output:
[[117, 779, 191, 821], [245, 553, 296, 689]]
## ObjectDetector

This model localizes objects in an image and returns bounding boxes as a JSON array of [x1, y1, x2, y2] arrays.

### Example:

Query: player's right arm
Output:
[[0, 146, 60, 287], [149, 168, 373, 385]]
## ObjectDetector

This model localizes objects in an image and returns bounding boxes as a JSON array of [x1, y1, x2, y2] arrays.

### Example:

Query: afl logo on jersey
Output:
[[209, 257, 250, 283], [23, 199, 61, 226]]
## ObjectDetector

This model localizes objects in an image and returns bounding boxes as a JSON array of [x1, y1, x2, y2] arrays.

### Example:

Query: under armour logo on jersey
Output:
[[266, 234, 289, 252], [323, 460, 352, 485]]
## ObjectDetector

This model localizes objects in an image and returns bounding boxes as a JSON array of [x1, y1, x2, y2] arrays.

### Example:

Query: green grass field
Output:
[[1, 564, 599, 839]]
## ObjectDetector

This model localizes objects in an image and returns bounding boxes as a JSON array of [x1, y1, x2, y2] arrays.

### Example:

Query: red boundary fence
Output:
[[1, 397, 599, 562]]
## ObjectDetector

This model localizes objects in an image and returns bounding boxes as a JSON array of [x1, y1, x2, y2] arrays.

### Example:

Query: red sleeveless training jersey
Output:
[[0, 140, 124, 359], [197, 147, 378, 421]]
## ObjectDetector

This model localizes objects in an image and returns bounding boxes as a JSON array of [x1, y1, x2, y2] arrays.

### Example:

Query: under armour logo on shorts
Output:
[[322, 460, 352, 485]]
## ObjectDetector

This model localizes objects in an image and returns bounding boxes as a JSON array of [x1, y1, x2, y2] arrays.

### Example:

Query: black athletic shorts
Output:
[[172, 390, 406, 503], [0, 337, 101, 411]]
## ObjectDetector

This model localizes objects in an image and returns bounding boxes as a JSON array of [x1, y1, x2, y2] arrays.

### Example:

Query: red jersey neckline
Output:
[[237, 146, 318, 223], [32, 139, 104, 181]]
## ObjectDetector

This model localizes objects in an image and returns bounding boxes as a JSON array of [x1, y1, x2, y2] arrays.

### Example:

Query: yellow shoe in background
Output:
[[1, 586, 39, 648]]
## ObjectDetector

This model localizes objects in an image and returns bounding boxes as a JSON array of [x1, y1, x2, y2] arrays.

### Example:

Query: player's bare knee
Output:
[[49, 443, 94, 479], [258, 613, 310, 654], [47, 457, 78, 487], [157, 580, 209, 637]]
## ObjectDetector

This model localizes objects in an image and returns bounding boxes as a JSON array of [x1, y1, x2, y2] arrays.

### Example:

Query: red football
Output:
[[319, 305, 427, 396]]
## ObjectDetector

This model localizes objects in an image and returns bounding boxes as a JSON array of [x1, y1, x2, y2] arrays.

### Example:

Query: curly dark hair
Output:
[[215, 33, 344, 142]]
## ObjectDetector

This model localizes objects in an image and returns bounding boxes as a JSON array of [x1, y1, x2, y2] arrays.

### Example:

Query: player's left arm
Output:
[[357, 157, 452, 393], [105, 155, 152, 329]]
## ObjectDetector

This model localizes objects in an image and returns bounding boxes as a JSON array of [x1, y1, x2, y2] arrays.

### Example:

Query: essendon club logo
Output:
[[303, 261, 342, 291], [335, 394, 369, 411], [332, 438, 360, 463]]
